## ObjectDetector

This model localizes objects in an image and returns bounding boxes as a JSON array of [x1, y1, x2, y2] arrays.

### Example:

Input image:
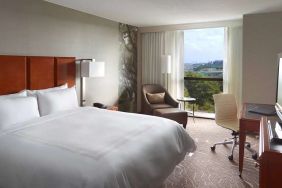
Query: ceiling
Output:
[[45, 0, 282, 27]]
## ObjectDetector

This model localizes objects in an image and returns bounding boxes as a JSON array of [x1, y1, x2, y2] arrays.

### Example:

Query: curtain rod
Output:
[[139, 19, 242, 33]]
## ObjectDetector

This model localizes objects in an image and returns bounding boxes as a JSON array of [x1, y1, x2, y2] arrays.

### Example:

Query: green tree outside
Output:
[[184, 71, 222, 113]]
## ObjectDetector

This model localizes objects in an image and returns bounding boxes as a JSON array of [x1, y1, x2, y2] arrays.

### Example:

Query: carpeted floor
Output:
[[162, 118, 259, 188]]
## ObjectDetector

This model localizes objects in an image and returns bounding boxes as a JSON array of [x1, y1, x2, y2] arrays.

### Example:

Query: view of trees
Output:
[[184, 71, 223, 113], [193, 60, 223, 72], [183, 28, 224, 114]]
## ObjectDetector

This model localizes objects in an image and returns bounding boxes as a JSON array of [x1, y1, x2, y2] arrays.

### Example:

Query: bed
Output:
[[0, 55, 196, 188]]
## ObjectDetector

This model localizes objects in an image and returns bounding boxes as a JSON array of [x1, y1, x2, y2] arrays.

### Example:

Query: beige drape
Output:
[[141, 31, 184, 99], [223, 26, 243, 110]]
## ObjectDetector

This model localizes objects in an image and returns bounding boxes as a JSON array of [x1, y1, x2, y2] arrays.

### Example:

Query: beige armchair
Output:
[[142, 84, 179, 115]]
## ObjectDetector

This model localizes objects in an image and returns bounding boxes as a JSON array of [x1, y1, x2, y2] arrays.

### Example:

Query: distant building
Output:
[[184, 60, 223, 78]]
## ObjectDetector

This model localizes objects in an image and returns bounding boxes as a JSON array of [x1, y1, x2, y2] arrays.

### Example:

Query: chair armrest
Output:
[[165, 93, 179, 108], [142, 92, 154, 114]]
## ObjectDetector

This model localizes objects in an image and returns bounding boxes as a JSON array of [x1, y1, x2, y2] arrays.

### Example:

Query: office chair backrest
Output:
[[213, 93, 238, 128]]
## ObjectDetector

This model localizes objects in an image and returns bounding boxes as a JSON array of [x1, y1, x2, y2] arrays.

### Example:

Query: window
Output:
[[184, 28, 225, 118]]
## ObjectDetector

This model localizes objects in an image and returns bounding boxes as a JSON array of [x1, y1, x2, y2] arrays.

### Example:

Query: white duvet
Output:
[[0, 107, 196, 188]]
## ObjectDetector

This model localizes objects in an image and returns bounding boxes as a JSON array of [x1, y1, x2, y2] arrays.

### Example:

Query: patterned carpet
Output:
[[162, 118, 259, 188]]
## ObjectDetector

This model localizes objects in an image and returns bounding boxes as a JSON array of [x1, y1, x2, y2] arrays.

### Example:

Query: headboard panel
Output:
[[27, 56, 55, 90], [0, 56, 27, 95], [0, 55, 76, 95], [55, 57, 76, 87]]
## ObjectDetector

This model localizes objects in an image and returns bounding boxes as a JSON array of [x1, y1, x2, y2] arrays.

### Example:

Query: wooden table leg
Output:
[[239, 119, 246, 177]]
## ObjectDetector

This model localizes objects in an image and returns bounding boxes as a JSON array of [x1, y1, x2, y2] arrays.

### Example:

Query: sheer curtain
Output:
[[141, 32, 164, 85], [223, 26, 243, 109], [141, 31, 184, 99]]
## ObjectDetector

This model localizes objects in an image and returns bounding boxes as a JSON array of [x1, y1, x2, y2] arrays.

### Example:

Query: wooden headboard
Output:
[[0, 55, 76, 95]]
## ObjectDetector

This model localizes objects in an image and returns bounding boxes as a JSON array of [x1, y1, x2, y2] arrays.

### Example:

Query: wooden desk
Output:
[[259, 116, 282, 188], [239, 103, 275, 176]]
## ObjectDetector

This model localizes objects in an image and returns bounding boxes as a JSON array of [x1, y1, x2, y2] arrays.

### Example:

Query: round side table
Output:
[[177, 97, 197, 120]]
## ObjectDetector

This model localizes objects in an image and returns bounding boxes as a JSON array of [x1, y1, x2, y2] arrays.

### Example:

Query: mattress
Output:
[[0, 107, 196, 188]]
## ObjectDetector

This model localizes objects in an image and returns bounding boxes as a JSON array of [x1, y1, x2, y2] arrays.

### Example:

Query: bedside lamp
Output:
[[79, 59, 105, 106]]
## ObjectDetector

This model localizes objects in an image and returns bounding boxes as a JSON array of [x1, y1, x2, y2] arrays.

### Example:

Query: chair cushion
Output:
[[150, 104, 173, 110], [153, 108, 187, 115], [153, 108, 188, 127], [217, 119, 239, 132], [146, 92, 165, 104]]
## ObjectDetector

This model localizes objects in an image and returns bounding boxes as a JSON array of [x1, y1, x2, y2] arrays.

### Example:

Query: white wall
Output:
[[242, 12, 282, 104], [0, 0, 120, 106]]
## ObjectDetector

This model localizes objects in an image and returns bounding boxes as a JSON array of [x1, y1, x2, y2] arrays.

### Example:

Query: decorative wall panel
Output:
[[118, 24, 138, 112]]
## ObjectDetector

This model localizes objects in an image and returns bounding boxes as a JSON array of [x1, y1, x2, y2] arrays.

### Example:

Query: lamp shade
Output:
[[81, 61, 105, 77], [161, 55, 171, 74]]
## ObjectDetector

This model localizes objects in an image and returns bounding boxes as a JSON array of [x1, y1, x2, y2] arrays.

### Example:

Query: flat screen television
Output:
[[275, 54, 282, 120]]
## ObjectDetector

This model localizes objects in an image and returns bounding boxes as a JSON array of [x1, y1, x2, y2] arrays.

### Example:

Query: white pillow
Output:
[[0, 90, 27, 99], [0, 97, 40, 129], [37, 87, 78, 116], [27, 83, 68, 96]]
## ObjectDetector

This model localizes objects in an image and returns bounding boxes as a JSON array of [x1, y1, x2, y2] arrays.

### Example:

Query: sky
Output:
[[184, 27, 225, 64]]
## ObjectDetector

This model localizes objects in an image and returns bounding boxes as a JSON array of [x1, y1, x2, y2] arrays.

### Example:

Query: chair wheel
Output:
[[228, 155, 233, 160], [246, 143, 251, 148], [252, 153, 258, 160], [211, 146, 215, 151]]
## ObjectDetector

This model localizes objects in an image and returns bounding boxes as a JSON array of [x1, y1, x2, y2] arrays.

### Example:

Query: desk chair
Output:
[[211, 93, 257, 161]]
